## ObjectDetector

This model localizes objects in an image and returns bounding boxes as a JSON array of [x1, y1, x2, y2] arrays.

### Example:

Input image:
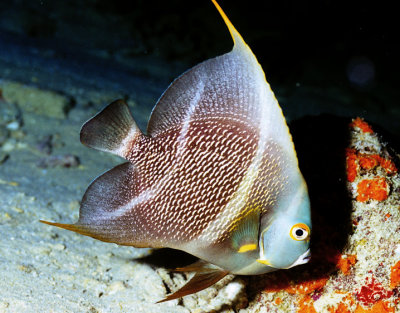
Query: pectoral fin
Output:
[[231, 208, 260, 254], [157, 260, 229, 303]]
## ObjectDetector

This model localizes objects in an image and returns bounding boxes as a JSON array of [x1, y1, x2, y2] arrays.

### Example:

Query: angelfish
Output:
[[41, 0, 311, 302]]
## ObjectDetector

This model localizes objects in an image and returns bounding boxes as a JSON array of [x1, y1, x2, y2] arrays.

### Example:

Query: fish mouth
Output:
[[286, 249, 311, 269]]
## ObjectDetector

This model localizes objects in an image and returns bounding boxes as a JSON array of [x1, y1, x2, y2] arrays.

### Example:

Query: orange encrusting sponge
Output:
[[350, 117, 374, 133], [356, 177, 388, 202]]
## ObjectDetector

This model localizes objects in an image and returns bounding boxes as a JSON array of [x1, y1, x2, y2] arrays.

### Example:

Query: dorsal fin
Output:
[[146, 1, 296, 167], [211, 0, 245, 49], [80, 100, 141, 159], [146, 1, 263, 137]]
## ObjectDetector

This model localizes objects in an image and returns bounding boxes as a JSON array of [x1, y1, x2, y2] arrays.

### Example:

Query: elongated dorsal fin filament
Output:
[[211, 0, 246, 50]]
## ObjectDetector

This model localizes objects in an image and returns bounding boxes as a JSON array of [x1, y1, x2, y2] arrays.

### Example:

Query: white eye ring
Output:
[[290, 223, 310, 241]]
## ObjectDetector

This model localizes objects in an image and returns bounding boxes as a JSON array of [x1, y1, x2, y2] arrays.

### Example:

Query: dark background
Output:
[[0, 0, 399, 135]]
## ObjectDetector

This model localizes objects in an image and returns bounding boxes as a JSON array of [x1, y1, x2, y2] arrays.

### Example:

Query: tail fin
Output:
[[80, 99, 141, 159]]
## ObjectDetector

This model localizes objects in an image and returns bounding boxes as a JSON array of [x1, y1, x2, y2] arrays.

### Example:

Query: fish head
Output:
[[257, 184, 311, 269]]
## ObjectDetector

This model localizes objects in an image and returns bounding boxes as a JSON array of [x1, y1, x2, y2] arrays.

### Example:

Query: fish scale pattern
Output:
[[130, 117, 259, 246], [202, 140, 289, 245]]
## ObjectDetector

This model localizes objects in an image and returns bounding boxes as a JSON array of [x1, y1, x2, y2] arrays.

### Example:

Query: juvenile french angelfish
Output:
[[41, 0, 311, 302]]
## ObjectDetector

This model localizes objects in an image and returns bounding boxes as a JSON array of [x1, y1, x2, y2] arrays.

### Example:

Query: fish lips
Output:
[[286, 248, 311, 269]]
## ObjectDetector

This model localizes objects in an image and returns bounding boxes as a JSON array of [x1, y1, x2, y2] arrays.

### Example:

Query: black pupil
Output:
[[295, 229, 304, 237]]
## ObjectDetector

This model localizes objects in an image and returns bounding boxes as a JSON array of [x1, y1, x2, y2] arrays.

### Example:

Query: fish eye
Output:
[[290, 223, 310, 241]]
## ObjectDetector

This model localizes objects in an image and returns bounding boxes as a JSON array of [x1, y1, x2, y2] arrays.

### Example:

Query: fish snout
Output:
[[287, 249, 311, 268]]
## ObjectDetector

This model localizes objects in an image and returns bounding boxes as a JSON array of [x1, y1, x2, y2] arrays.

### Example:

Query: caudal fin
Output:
[[80, 99, 141, 159]]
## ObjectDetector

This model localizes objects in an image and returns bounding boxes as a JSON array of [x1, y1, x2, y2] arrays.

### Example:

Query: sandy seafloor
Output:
[[1, 1, 400, 312]]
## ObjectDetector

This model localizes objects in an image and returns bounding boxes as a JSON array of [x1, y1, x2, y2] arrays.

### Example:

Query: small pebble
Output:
[[6, 121, 20, 130], [53, 243, 66, 251], [0, 126, 10, 145], [2, 140, 16, 152], [0, 152, 9, 164], [36, 135, 53, 155], [37, 154, 80, 168], [106, 281, 126, 295], [0, 301, 10, 309], [13, 207, 24, 213]]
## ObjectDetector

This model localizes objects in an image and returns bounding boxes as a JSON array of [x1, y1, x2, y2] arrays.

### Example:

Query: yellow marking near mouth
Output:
[[257, 259, 272, 266], [238, 243, 257, 253]]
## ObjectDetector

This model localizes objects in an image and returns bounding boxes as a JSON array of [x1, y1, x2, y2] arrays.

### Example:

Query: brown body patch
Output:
[[124, 117, 259, 246]]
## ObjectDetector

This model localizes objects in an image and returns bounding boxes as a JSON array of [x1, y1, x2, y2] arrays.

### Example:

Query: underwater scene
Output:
[[0, 0, 399, 312]]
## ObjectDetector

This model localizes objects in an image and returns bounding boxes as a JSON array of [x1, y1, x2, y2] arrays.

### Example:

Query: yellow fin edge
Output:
[[40, 220, 91, 236], [211, 0, 298, 164], [211, 0, 245, 46]]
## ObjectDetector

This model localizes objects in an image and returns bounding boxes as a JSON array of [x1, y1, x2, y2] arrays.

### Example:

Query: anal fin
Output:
[[157, 260, 229, 303]]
